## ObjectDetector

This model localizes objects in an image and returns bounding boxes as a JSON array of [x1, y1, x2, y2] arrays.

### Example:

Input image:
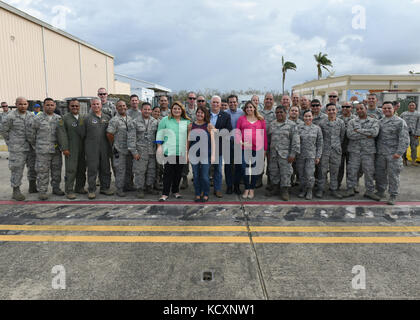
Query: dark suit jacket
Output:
[[213, 111, 232, 157]]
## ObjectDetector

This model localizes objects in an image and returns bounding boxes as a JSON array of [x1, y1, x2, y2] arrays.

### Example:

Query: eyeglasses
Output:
[[197, 100, 205, 103], [98, 93, 107, 96], [311, 104, 320, 107], [329, 95, 338, 98], [188, 97, 197, 100], [342, 105, 352, 108]]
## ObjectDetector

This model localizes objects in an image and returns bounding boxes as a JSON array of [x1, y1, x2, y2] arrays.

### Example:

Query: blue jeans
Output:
[[192, 162, 210, 197], [212, 155, 223, 192]]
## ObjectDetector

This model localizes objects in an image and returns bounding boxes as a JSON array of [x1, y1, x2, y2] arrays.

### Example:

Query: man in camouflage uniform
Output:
[[322, 91, 342, 115], [296, 110, 323, 200], [338, 102, 356, 190], [344, 103, 380, 201], [317, 104, 346, 199], [288, 106, 304, 125], [260, 93, 276, 191], [310, 99, 327, 191], [106, 100, 136, 197], [401, 101, 420, 166], [299, 96, 311, 120], [133, 102, 159, 198], [82, 98, 113, 199], [0, 102, 10, 132], [57, 99, 86, 199], [30, 98, 65, 200], [281, 95, 291, 112], [1, 97, 37, 200], [125, 94, 142, 191], [366, 93, 383, 120], [266, 106, 300, 201], [180, 92, 197, 190], [97, 87, 116, 118], [375, 102, 410, 205]]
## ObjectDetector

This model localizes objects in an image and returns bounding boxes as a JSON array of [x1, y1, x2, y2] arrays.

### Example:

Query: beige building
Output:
[[0, 1, 115, 105], [292, 74, 420, 104]]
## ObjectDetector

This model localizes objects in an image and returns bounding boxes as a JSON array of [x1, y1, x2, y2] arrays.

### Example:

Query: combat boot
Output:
[[265, 184, 279, 197], [315, 189, 323, 198], [342, 188, 355, 198], [88, 192, 96, 200], [280, 187, 289, 201], [38, 193, 49, 201], [12, 187, 25, 201], [100, 189, 114, 196], [375, 191, 385, 199], [137, 189, 145, 199], [412, 160, 418, 167], [180, 176, 188, 190], [28, 180, 38, 193], [116, 189, 126, 197], [145, 186, 158, 195], [66, 193, 76, 200], [330, 190, 343, 199], [364, 191, 381, 201], [298, 187, 306, 198], [387, 195, 397, 206], [53, 188, 65, 196], [305, 189, 313, 200]]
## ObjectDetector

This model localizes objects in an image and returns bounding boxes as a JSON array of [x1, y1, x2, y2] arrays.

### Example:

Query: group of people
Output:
[[1, 89, 418, 205]]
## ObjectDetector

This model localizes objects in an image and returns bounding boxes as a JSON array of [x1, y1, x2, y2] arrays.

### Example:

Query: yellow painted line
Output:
[[0, 225, 247, 232], [0, 235, 419, 243], [0, 225, 420, 233]]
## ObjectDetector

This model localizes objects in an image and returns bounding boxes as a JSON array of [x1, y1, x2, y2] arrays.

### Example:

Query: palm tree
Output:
[[282, 56, 297, 95], [409, 71, 420, 74], [314, 52, 333, 80]]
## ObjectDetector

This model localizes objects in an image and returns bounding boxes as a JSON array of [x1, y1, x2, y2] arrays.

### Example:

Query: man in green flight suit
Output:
[[57, 99, 87, 199]]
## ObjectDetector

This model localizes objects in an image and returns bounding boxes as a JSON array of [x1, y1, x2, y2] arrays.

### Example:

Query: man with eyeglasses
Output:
[[338, 102, 356, 190], [197, 96, 208, 110], [97, 88, 116, 118], [180, 92, 198, 190], [57, 99, 87, 199], [322, 91, 342, 115], [311, 99, 327, 126], [260, 93, 276, 190], [366, 93, 383, 120]]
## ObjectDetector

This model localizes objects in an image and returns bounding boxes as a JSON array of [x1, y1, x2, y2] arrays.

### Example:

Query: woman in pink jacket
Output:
[[236, 101, 268, 199]]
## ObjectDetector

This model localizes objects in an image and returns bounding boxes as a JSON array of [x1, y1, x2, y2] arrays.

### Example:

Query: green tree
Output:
[[314, 52, 333, 80], [282, 56, 297, 95]]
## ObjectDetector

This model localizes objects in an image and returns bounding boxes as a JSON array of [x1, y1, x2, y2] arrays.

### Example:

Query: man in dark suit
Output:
[[209, 96, 232, 198]]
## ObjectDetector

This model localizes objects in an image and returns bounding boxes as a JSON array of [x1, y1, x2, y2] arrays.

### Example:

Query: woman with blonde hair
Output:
[[156, 101, 191, 201]]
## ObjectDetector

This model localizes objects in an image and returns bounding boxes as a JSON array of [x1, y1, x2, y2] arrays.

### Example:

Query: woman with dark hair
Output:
[[235, 101, 268, 199], [156, 101, 191, 201], [188, 106, 216, 202]]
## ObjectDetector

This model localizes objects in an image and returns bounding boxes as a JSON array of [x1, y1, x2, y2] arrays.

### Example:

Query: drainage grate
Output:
[[202, 271, 213, 282]]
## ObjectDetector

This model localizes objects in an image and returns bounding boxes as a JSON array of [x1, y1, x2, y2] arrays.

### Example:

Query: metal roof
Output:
[[0, 0, 114, 58]]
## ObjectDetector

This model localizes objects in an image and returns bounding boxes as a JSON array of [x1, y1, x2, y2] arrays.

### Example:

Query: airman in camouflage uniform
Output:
[[57, 99, 86, 199], [338, 102, 356, 189], [375, 102, 410, 205], [317, 104, 346, 198], [81, 98, 113, 199], [260, 93, 276, 191], [97, 88, 116, 118], [0, 102, 10, 133], [106, 100, 136, 197], [132, 102, 159, 198], [310, 99, 327, 191], [1, 97, 37, 200], [159, 96, 170, 118], [30, 98, 64, 200], [366, 93, 383, 120], [288, 105, 303, 186], [296, 110, 323, 200], [400, 102, 420, 166], [266, 106, 300, 201], [344, 103, 380, 201]]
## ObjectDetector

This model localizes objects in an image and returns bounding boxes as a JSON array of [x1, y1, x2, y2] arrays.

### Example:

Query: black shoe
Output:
[[234, 185, 241, 195], [226, 186, 233, 195]]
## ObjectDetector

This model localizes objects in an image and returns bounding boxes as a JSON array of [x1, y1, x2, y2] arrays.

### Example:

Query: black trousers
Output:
[[162, 156, 185, 196]]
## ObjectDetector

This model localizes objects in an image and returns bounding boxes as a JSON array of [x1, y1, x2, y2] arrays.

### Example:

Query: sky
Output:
[[4, 0, 420, 93]]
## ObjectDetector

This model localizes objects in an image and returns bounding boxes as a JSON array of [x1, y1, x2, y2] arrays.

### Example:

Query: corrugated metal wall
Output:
[[0, 7, 115, 105]]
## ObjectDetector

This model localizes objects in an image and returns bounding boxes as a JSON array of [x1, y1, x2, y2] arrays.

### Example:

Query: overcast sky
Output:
[[5, 0, 420, 93]]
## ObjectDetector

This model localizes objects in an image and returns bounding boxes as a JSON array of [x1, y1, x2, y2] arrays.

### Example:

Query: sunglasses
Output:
[[98, 93, 107, 96], [189, 97, 197, 100], [342, 105, 352, 108], [311, 104, 320, 107], [197, 100, 205, 103], [329, 95, 338, 98]]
